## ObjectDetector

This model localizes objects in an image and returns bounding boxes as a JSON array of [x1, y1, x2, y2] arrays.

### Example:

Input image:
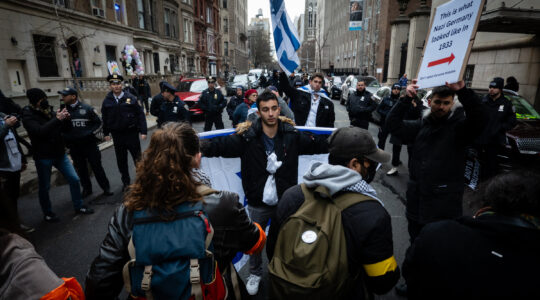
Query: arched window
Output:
[[308, 6, 313, 28]]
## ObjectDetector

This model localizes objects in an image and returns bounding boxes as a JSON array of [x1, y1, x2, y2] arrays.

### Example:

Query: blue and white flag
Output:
[[270, 0, 301, 76], [199, 126, 335, 271]]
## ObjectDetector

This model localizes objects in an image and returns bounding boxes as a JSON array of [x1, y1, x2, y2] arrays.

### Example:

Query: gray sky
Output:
[[247, 0, 305, 23]]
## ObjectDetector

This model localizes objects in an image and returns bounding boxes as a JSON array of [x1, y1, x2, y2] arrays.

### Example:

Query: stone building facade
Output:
[[0, 0, 201, 106], [219, 0, 249, 76]]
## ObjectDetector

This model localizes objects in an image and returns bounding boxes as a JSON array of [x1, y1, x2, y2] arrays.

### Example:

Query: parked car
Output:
[[176, 78, 220, 117], [340, 75, 381, 105], [329, 76, 343, 99], [248, 74, 260, 89], [226, 74, 254, 96]]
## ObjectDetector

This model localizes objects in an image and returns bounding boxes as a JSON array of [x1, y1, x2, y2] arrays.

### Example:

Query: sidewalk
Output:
[[19, 115, 158, 196]]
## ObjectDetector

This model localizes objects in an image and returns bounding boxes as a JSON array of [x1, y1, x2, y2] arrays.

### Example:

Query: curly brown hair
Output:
[[124, 122, 202, 212]]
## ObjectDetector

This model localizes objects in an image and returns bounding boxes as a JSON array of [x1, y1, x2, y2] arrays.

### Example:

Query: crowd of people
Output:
[[0, 69, 538, 300]]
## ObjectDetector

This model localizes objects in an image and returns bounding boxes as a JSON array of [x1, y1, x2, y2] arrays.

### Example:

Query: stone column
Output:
[[405, 2, 431, 79], [387, 18, 410, 84]]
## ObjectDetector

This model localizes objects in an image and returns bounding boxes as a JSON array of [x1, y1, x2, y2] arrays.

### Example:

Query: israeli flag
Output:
[[199, 127, 335, 271], [270, 0, 301, 76]]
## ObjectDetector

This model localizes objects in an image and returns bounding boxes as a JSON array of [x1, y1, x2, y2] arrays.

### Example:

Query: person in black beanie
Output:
[[475, 77, 517, 179], [504, 76, 519, 92], [22, 88, 94, 222]]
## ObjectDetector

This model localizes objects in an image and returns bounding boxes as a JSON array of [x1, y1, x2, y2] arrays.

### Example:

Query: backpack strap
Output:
[[229, 262, 242, 300], [190, 258, 203, 300]]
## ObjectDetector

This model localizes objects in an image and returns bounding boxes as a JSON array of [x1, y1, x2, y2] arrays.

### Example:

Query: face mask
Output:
[[362, 158, 378, 183], [39, 99, 49, 109]]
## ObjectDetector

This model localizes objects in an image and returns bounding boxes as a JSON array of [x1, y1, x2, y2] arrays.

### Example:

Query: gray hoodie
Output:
[[303, 161, 382, 205]]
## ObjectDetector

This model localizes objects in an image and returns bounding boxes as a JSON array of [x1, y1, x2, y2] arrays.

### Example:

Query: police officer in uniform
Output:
[[60, 87, 113, 198], [150, 81, 167, 117], [157, 82, 190, 127], [199, 76, 226, 131], [101, 74, 147, 191]]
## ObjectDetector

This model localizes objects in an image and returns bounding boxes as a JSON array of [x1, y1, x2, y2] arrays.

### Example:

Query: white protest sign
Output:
[[416, 0, 484, 89]]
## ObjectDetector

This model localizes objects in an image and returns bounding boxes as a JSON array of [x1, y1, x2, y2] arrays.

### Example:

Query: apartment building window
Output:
[[223, 18, 228, 33], [206, 7, 212, 24], [54, 0, 69, 8], [105, 45, 117, 62], [224, 42, 228, 56], [164, 9, 170, 36], [183, 18, 193, 43], [33, 35, 59, 77], [114, 0, 123, 23], [149, 0, 155, 31], [153, 53, 160, 73], [222, 0, 227, 9], [137, 0, 145, 29], [182, 0, 191, 4], [165, 8, 178, 38]]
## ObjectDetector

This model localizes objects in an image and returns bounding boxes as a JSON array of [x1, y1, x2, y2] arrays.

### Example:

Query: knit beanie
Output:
[[26, 88, 47, 105]]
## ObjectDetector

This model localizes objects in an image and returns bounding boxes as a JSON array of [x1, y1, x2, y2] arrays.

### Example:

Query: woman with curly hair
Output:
[[85, 122, 266, 300]]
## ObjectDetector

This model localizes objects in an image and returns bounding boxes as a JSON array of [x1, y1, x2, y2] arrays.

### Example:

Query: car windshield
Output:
[[509, 96, 540, 120], [233, 74, 248, 84], [177, 80, 207, 93], [352, 77, 380, 88], [248, 75, 257, 82]]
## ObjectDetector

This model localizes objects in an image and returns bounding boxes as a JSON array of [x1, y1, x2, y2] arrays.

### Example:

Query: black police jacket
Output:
[[101, 91, 147, 136], [62, 102, 101, 145], [199, 88, 226, 114], [387, 88, 484, 224], [278, 72, 335, 127], [22, 106, 71, 160], [476, 94, 517, 146], [201, 118, 329, 208], [85, 191, 263, 300], [149, 92, 164, 117], [157, 97, 190, 127], [403, 214, 540, 299], [347, 90, 376, 127]]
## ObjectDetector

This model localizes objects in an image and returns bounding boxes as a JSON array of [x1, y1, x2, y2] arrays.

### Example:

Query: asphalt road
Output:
[[18, 97, 410, 299]]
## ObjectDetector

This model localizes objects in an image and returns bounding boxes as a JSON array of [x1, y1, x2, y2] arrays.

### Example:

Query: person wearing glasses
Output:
[[279, 71, 335, 128]]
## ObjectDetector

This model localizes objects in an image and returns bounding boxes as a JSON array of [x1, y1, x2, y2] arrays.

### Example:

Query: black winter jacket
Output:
[[267, 185, 400, 299], [149, 92, 164, 117], [347, 90, 376, 128], [85, 190, 263, 300], [22, 106, 70, 160], [387, 88, 484, 224], [377, 94, 400, 119], [226, 95, 244, 120], [101, 91, 147, 136], [476, 94, 517, 145], [201, 118, 329, 207], [132, 78, 151, 99], [63, 102, 101, 145], [156, 96, 190, 127], [279, 72, 335, 127], [403, 214, 540, 299], [199, 88, 226, 114]]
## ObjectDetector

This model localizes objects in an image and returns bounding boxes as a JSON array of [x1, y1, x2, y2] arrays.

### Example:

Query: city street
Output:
[[17, 97, 410, 299]]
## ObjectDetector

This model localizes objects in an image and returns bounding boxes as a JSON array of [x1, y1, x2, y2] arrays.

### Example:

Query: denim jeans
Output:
[[35, 154, 82, 214], [247, 205, 276, 276]]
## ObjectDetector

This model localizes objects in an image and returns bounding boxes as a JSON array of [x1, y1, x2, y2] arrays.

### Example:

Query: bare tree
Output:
[[315, 23, 332, 73], [249, 27, 274, 68]]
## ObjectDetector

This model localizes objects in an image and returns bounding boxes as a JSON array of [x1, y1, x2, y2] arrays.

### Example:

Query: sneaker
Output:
[[76, 206, 95, 214], [246, 274, 261, 296], [44, 213, 60, 222], [20, 224, 35, 233], [387, 167, 399, 176]]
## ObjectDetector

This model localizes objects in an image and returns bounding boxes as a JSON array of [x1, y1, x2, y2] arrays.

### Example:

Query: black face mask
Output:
[[362, 158, 378, 183], [39, 99, 49, 109]]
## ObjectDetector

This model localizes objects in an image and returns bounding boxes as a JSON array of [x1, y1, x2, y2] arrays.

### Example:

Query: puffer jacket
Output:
[[201, 117, 329, 208], [386, 88, 484, 224], [85, 189, 264, 300]]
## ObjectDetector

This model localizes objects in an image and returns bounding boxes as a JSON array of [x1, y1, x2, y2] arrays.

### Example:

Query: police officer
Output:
[[157, 82, 190, 127], [133, 73, 151, 115], [199, 76, 226, 131], [150, 81, 167, 117], [59, 87, 113, 198], [101, 74, 147, 191]]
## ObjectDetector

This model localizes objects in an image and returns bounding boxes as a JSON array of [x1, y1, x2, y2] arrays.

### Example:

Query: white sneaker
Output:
[[246, 274, 261, 295], [387, 167, 399, 176]]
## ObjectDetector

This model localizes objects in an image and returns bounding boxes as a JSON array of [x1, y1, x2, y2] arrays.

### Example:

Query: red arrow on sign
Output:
[[427, 53, 455, 67]]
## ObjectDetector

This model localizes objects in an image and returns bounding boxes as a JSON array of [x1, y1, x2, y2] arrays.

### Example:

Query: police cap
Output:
[[161, 82, 177, 94], [107, 74, 124, 83], [206, 76, 216, 83], [58, 87, 78, 96]]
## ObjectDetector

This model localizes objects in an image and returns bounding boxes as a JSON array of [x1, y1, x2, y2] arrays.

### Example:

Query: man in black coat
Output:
[[156, 83, 190, 127], [199, 77, 226, 131], [201, 91, 329, 296], [475, 77, 517, 179], [132, 74, 151, 115], [403, 170, 540, 299], [387, 80, 484, 242], [279, 71, 335, 127], [101, 74, 147, 191], [60, 87, 112, 198], [226, 86, 245, 122], [347, 80, 376, 129], [149, 81, 167, 117], [22, 88, 94, 222]]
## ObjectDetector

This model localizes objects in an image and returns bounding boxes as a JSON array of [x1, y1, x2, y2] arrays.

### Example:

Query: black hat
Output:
[[107, 74, 124, 83], [489, 77, 504, 90], [158, 80, 167, 91], [58, 87, 78, 96], [26, 88, 47, 105], [392, 83, 401, 90], [161, 82, 177, 94], [206, 76, 216, 83], [328, 126, 391, 163]]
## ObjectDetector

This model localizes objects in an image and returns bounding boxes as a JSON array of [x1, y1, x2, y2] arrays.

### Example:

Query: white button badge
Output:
[[301, 230, 317, 244]]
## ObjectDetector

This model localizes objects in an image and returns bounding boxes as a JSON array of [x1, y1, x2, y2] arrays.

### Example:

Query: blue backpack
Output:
[[122, 187, 226, 300]]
